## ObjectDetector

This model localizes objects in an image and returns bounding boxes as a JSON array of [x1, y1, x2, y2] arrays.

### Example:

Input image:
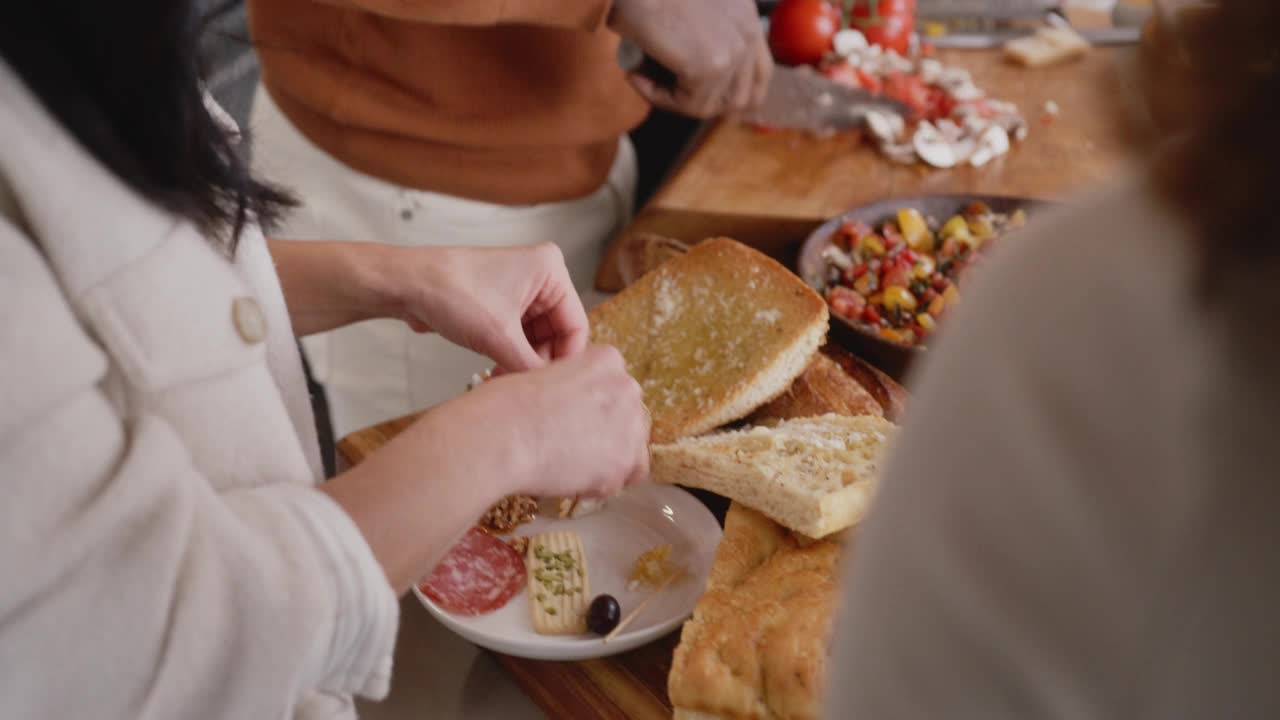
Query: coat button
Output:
[[232, 297, 267, 344]]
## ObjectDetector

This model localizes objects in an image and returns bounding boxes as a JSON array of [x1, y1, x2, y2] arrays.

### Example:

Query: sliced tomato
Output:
[[882, 260, 913, 289], [883, 73, 931, 119], [882, 222, 906, 251], [855, 68, 883, 94], [922, 87, 956, 121], [822, 62, 862, 88], [829, 286, 867, 321], [862, 304, 883, 326]]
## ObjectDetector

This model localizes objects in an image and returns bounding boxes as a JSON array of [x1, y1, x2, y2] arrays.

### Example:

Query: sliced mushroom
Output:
[[914, 122, 959, 168], [864, 110, 905, 144], [969, 125, 1011, 167], [936, 119, 964, 142], [917, 58, 943, 85], [881, 142, 919, 165]]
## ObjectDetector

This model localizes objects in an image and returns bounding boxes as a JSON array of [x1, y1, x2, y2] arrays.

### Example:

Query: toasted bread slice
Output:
[[650, 414, 895, 538], [750, 351, 883, 423], [590, 238, 829, 443], [669, 503, 845, 720]]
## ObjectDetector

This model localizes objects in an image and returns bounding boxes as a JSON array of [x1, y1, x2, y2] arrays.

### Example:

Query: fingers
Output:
[[490, 321, 547, 374], [727, 57, 756, 116], [543, 267, 589, 359], [751, 36, 774, 109], [628, 72, 682, 115], [523, 245, 589, 360]]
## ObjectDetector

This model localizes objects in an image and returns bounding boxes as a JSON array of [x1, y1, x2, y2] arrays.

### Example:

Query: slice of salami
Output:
[[420, 527, 526, 616]]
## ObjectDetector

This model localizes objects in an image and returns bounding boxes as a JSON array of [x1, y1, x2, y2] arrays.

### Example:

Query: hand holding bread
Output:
[[461, 345, 651, 500]]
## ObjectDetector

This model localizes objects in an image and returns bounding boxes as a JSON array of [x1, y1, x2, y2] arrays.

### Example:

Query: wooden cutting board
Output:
[[596, 44, 1138, 291], [337, 418, 686, 719]]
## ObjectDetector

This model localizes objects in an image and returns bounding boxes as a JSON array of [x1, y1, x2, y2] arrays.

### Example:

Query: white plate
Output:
[[413, 484, 722, 661]]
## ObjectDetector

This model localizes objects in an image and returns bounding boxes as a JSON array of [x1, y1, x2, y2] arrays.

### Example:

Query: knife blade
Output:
[[740, 64, 909, 131], [617, 40, 907, 131]]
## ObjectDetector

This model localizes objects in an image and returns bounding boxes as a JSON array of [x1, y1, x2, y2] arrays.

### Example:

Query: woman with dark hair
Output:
[[0, 4, 649, 718], [828, 3, 1280, 717]]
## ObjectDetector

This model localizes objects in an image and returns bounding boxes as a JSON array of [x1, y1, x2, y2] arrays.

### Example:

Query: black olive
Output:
[[586, 594, 621, 635]]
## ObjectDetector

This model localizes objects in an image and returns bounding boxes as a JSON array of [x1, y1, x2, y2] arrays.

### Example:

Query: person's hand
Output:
[[457, 345, 651, 498], [388, 244, 589, 372], [609, 0, 772, 118]]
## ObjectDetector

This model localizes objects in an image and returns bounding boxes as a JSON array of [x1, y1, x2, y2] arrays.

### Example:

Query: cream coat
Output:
[[0, 62, 398, 719]]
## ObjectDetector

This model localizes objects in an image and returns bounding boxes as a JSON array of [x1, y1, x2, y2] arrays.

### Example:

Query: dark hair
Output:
[[0, 1, 293, 255], [1146, 2, 1280, 287]]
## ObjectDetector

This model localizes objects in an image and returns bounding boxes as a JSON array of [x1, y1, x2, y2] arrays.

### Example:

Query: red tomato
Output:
[[862, 304, 882, 325], [821, 62, 861, 88], [883, 264, 912, 289], [829, 286, 867, 321], [923, 87, 956, 121], [882, 73, 931, 119], [856, 68, 883, 94], [850, 0, 915, 55], [882, 223, 905, 249], [769, 0, 840, 66]]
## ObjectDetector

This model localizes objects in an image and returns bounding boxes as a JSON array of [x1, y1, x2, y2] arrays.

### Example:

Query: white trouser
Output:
[[249, 85, 636, 436]]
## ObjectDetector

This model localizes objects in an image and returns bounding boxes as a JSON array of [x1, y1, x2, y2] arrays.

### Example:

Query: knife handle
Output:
[[616, 39, 678, 92]]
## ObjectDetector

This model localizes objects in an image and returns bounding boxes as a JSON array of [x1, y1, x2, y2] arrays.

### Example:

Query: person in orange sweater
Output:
[[247, 0, 771, 436]]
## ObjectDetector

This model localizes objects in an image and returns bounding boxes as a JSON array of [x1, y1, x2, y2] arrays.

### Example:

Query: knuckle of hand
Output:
[[541, 242, 563, 260]]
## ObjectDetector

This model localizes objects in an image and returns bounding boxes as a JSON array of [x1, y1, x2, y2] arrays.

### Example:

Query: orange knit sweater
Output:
[[247, 0, 650, 205]]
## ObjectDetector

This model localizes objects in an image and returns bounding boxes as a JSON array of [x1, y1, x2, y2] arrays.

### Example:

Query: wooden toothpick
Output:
[[603, 570, 684, 643]]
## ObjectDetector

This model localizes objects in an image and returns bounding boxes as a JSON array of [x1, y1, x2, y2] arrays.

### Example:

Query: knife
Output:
[[617, 40, 907, 132]]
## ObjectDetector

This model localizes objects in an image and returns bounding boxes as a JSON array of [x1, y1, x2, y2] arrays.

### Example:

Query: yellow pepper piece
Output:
[[858, 234, 887, 257], [879, 327, 908, 343], [912, 255, 936, 280], [883, 286, 919, 313], [897, 209, 935, 252], [943, 283, 961, 306], [928, 294, 946, 317], [916, 313, 937, 332], [940, 215, 977, 247], [967, 215, 996, 241], [853, 273, 876, 296]]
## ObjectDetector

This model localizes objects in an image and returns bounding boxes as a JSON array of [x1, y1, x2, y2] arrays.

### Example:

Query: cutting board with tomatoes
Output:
[[597, 9, 1134, 291]]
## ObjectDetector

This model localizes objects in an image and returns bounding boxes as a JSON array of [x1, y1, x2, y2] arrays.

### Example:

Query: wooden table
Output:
[[344, 42, 1136, 720], [596, 45, 1138, 291]]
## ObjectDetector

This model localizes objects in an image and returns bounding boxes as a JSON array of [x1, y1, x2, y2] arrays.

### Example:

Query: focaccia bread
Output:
[[750, 350, 883, 422], [590, 237, 829, 443], [650, 414, 896, 538], [670, 503, 846, 720]]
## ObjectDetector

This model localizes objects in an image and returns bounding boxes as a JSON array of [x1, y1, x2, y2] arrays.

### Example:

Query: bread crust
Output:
[[669, 503, 845, 720]]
